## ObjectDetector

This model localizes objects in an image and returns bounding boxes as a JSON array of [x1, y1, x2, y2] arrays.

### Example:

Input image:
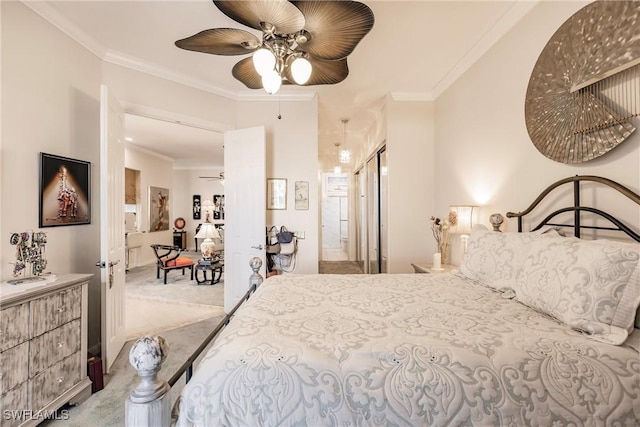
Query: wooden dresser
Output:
[[0, 274, 93, 427]]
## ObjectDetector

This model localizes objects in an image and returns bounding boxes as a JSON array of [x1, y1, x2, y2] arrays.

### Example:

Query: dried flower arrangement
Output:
[[430, 211, 458, 263]]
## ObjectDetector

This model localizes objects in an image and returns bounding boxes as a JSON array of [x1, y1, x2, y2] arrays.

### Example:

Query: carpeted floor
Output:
[[124, 258, 225, 339], [319, 260, 364, 274]]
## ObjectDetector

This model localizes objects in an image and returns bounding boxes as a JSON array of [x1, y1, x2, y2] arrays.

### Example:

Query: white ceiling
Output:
[[27, 0, 537, 169]]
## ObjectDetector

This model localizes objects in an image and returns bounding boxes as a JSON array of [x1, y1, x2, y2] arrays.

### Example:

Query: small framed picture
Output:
[[149, 186, 170, 232], [267, 178, 287, 210], [294, 181, 309, 210], [39, 152, 91, 227], [193, 195, 201, 220], [213, 194, 224, 219]]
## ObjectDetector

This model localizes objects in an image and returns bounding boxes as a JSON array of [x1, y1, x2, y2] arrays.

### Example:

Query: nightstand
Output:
[[411, 263, 456, 274]]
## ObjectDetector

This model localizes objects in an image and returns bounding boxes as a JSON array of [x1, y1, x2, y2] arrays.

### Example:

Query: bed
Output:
[[129, 175, 640, 426]]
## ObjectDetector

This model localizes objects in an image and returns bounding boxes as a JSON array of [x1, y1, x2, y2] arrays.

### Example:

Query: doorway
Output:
[[321, 173, 349, 261], [121, 111, 229, 339]]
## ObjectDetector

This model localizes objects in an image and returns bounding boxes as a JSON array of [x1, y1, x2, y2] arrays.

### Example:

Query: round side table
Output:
[[195, 258, 223, 285]]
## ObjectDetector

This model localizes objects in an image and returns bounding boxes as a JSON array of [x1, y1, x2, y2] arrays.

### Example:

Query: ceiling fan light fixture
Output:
[[253, 48, 276, 77], [262, 69, 282, 94], [175, 1, 374, 91], [291, 57, 312, 85]]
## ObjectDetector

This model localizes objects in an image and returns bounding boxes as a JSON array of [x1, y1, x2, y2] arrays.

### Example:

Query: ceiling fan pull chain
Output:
[[278, 96, 282, 120]]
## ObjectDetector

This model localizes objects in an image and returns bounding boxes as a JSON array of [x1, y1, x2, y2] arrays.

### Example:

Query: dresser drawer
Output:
[[0, 303, 29, 352], [30, 319, 81, 377], [30, 353, 82, 411], [30, 286, 82, 337], [0, 342, 29, 392], [0, 381, 28, 427]]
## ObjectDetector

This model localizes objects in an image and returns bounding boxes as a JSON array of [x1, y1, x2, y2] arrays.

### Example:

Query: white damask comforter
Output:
[[177, 273, 640, 427]]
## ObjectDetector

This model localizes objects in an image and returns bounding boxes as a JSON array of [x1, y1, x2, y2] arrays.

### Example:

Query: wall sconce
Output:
[[450, 205, 475, 253]]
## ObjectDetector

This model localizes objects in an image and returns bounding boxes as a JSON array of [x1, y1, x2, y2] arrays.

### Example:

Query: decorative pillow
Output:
[[459, 225, 561, 292], [516, 237, 640, 345]]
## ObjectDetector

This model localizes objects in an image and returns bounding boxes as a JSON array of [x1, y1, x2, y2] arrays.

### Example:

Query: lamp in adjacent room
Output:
[[450, 205, 475, 253], [196, 200, 221, 259]]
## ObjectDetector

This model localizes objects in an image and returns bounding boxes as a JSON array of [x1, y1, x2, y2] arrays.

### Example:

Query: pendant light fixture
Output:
[[339, 118, 351, 164]]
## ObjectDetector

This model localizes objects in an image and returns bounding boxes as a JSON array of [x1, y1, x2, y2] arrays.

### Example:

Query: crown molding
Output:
[[431, 0, 539, 99], [103, 50, 242, 100]]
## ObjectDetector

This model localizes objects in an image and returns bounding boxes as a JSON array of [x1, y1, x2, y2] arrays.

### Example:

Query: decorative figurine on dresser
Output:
[[9, 230, 49, 284], [2, 232, 94, 426]]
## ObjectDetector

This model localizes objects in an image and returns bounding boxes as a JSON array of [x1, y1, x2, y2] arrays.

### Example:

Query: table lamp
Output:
[[196, 199, 220, 259], [195, 222, 220, 259], [450, 205, 475, 253]]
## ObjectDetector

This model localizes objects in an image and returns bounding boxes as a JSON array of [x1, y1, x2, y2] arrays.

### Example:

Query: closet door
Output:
[[366, 156, 379, 274], [354, 169, 367, 272], [379, 148, 388, 273]]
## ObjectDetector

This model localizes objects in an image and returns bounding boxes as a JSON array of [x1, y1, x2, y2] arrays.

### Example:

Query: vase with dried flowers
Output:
[[430, 212, 456, 265]]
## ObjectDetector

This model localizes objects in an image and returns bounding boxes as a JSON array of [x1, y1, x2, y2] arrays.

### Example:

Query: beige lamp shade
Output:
[[195, 223, 220, 259], [450, 205, 476, 253], [450, 206, 475, 234]]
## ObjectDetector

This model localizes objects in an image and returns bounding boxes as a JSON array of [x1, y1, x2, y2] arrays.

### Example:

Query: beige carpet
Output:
[[125, 296, 224, 340], [124, 258, 225, 340]]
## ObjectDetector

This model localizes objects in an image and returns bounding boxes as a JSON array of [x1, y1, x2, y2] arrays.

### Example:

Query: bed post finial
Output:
[[125, 335, 171, 427], [489, 213, 504, 232], [250, 257, 264, 288]]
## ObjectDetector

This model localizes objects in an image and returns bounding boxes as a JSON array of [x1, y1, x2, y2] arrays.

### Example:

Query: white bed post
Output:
[[125, 335, 172, 427], [249, 257, 263, 289]]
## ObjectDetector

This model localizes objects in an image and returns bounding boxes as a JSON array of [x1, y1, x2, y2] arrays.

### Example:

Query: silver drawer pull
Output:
[[56, 377, 64, 383], [57, 342, 64, 348], [58, 306, 66, 313]]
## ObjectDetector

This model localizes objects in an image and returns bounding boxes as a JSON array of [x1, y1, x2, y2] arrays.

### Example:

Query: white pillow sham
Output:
[[459, 225, 560, 292], [516, 237, 640, 345]]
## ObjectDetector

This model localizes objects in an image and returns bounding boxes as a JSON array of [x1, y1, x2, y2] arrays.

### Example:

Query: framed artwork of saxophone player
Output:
[[39, 152, 91, 227]]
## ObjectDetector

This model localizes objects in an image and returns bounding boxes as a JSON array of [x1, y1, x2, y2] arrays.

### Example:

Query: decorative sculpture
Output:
[[9, 230, 48, 283]]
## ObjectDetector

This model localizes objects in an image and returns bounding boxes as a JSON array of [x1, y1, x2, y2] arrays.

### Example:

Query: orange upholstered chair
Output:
[[150, 244, 194, 284]]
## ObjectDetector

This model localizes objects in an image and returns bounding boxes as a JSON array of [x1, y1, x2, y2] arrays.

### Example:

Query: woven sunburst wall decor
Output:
[[525, 1, 640, 164]]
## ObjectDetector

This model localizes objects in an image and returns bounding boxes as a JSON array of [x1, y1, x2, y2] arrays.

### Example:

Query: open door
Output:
[[223, 126, 266, 312], [99, 85, 126, 372]]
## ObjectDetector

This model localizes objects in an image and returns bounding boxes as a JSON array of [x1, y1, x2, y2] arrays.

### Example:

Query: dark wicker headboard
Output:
[[506, 175, 640, 242]]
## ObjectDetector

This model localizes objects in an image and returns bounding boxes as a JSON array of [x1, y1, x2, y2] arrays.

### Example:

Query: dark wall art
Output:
[[39, 152, 91, 227], [193, 195, 201, 220]]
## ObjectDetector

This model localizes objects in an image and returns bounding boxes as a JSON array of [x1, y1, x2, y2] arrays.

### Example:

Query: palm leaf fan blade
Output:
[[175, 28, 260, 55], [232, 57, 264, 89], [292, 0, 374, 60], [214, 0, 305, 34]]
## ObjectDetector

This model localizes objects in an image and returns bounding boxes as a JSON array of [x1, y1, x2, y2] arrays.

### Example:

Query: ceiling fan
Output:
[[199, 172, 225, 183], [175, 0, 375, 94]]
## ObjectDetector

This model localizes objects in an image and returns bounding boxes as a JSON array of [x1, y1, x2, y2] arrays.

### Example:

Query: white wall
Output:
[[236, 98, 320, 274], [435, 0, 639, 265], [386, 99, 436, 272], [1, 1, 103, 348]]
